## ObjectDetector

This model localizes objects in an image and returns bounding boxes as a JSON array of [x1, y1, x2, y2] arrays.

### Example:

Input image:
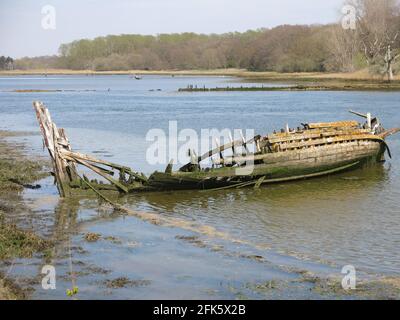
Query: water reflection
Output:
[[121, 165, 399, 274], [128, 165, 389, 215]]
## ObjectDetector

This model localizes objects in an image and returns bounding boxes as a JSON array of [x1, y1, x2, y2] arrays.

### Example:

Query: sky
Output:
[[0, 0, 345, 58]]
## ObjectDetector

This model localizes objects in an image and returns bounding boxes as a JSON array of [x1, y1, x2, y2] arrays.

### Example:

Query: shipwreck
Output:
[[33, 101, 399, 198]]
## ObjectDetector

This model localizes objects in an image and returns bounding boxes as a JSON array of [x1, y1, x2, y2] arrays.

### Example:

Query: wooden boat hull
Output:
[[33, 101, 399, 196], [148, 139, 385, 190]]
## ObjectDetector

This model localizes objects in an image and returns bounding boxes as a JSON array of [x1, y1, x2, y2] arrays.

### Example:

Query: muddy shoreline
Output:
[[0, 131, 51, 299]]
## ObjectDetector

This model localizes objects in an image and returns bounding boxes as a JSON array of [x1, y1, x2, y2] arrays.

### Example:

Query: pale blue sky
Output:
[[0, 0, 345, 58]]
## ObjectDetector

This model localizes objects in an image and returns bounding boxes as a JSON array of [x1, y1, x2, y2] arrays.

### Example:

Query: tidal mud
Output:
[[0, 131, 52, 299]]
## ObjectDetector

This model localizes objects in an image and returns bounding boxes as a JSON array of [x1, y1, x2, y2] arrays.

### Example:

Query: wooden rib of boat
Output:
[[33, 101, 399, 197]]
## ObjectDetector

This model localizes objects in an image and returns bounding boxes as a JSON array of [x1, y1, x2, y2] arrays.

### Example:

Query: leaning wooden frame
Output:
[[33, 101, 400, 198]]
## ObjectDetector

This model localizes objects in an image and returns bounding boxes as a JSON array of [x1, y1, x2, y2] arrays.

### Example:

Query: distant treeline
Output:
[[16, 25, 336, 72], [13, 0, 400, 78]]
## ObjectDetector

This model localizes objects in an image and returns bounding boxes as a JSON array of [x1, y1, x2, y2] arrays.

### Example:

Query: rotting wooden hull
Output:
[[147, 139, 385, 190], [33, 101, 399, 196]]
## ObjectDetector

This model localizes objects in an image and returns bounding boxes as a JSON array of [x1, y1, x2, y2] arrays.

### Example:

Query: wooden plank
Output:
[[279, 134, 379, 151], [238, 161, 361, 188], [308, 121, 359, 129], [214, 136, 382, 165], [51, 123, 67, 197], [379, 128, 400, 139], [204, 161, 361, 191], [267, 128, 370, 144], [179, 135, 261, 168], [33, 101, 55, 158], [61, 149, 147, 183], [61, 150, 130, 171], [73, 158, 129, 193]]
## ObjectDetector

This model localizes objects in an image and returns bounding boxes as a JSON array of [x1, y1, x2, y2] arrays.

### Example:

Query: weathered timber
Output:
[[379, 127, 400, 139], [307, 121, 359, 129], [203, 161, 361, 191], [72, 158, 129, 193], [266, 128, 372, 144], [278, 134, 383, 151], [61, 150, 147, 183], [33, 101, 79, 196], [33, 101, 400, 195], [33, 101, 147, 197], [213, 138, 382, 166], [197, 135, 260, 163]]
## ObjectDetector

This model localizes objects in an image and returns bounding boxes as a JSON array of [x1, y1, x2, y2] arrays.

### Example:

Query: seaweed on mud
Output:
[[239, 254, 264, 262], [85, 265, 111, 275], [252, 280, 279, 290], [59, 264, 112, 282], [103, 277, 151, 289], [0, 158, 47, 192], [84, 233, 101, 242], [104, 236, 122, 244], [0, 277, 28, 300], [175, 235, 207, 248], [351, 279, 400, 300], [70, 246, 89, 255], [294, 271, 400, 299], [0, 220, 53, 260], [0, 132, 49, 193], [0, 132, 53, 299]]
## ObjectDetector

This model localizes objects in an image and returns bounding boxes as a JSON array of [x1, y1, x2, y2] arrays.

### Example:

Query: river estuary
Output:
[[1, 75, 399, 299]]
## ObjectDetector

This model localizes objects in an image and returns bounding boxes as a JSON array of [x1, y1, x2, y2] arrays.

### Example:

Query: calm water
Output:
[[1, 75, 399, 299]]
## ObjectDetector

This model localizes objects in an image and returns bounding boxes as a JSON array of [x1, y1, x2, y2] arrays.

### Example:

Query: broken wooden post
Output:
[[33, 101, 77, 197], [228, 132, 236, 155], [34, 101, 149, 196], [239, 130, 250, 154]]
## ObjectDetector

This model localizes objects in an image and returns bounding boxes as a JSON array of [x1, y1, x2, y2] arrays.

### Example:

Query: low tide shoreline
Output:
[[0, 131, 51, 300]]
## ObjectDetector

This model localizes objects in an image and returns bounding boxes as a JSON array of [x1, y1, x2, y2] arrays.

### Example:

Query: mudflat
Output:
[[0, 131, 51, 299]]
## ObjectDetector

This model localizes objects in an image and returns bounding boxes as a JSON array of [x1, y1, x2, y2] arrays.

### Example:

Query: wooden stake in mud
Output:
[[33, 101, 77, 197], [33, 101, 146, 197]]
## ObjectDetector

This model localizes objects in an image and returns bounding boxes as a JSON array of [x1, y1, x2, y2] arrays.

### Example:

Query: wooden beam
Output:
[[308, 121, 359, 129], [196, 135, 261, 163], [73, 158, 129, 193]]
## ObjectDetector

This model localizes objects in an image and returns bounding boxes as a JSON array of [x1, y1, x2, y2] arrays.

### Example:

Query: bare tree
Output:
[[328, 24, 360, 72], [351, 0, 400, 80], [384, 42, 400, 80]]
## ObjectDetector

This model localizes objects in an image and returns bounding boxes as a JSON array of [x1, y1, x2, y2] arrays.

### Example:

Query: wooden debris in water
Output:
[[33, 101, 146, 197]]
